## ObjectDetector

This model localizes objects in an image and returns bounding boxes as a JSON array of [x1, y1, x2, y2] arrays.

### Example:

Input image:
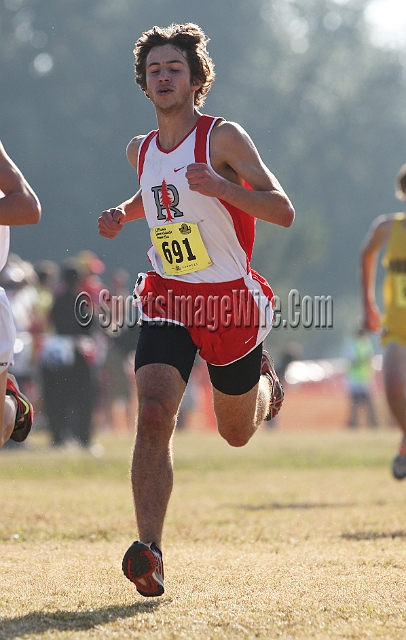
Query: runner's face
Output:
[[145, 44, 200, 111]]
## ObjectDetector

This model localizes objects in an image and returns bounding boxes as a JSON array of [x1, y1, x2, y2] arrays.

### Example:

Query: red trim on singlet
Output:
[[194, 115, 256, 267], [139, 116, 209, 181], [219, 197, 256, 265], [138, 130, 158, 181], [194, 114, 219, 162]]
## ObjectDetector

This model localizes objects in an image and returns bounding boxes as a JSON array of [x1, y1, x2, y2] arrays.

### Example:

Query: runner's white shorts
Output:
[[0, 287, 15, 374]]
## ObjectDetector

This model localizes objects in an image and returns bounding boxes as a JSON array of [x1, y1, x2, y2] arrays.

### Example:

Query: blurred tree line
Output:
[[1, 0, 406, 357]]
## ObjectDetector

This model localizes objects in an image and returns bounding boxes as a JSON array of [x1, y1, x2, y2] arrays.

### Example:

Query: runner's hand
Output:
[[98, 208, 125, 238], [186, 163, 226, 198], [363, 302, 381, 333]]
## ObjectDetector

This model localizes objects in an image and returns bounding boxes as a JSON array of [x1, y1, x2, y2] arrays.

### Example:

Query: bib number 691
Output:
[[161, 238, 197, 264]]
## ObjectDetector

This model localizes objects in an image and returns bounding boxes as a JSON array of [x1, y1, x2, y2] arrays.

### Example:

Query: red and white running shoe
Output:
[[392, 437, 406, 480], [122, 541, 164, 597], [261, 350, 284, 421], [6, 374, 33, 442]]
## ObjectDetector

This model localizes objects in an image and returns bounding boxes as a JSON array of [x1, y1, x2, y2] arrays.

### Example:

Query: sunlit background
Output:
[[365, 0, 406, 49]]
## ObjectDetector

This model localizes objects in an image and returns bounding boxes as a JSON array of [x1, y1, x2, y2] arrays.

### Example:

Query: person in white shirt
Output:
[[0, 140, 41, 448]]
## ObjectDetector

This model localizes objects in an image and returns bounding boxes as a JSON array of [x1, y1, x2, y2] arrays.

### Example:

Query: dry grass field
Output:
[[1, 427, 406, 639]]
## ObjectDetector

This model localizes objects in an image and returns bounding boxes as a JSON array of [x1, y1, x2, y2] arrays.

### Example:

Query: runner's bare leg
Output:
[[383, 342, 406, 436], [213, 376, 271, 447], [131, 363, 185, 549]]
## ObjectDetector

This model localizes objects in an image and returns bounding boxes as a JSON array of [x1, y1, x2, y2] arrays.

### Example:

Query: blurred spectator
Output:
[[75, 250, 109, 432], [343, 328, 378, 429], [76, 249, 105, 303], [32, 260, 59, 327], [103, 269, 139, 431], [27, 260, 60, 430], [40, 259, 97, 449], [30, 260, 59, 352], [276, 341, 304, 387]]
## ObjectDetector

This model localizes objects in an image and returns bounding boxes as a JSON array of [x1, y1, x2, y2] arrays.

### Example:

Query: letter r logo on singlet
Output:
[[151, 181, 183, 221]]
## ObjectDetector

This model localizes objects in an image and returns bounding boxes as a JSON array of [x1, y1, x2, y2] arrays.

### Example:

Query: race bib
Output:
[[151, 222, 212, 276], [395, 274, 406, 308]]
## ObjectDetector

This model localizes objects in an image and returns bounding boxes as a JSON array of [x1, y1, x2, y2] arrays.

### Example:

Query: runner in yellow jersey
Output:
[[360, 164, 406, 479]]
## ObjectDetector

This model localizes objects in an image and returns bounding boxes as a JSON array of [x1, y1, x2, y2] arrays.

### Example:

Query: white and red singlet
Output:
[[134, 115, 274, 366]]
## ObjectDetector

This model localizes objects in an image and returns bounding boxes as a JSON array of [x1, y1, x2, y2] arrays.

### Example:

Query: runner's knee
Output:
[[137, 396, 178, 432], [218, 422, 253, 447]]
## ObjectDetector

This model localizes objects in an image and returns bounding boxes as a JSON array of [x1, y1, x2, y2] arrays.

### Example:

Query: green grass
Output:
[[0, 428, 405, 639], [0, 428, 398, 480]]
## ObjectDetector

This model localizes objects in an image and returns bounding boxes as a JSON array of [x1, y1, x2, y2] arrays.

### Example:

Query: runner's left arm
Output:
[[185, 121, 294, 227], [0, 141, 41, 226]]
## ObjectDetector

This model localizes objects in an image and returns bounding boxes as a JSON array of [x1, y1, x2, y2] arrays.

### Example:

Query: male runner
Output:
[[0, 140, 41, 448], [98, 23, 295, 596], [361, 164, 406, 479]]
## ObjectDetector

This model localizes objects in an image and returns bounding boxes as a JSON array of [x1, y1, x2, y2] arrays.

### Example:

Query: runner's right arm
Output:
[[360, 214, 393, 333], [98, 136, 145, 238]]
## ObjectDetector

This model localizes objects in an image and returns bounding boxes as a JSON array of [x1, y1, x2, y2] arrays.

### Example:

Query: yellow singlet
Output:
[[381, 213, 406, 346]]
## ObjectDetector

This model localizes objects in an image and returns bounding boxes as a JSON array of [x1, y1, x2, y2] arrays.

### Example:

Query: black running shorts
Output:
[[135, 321, 263, 396]]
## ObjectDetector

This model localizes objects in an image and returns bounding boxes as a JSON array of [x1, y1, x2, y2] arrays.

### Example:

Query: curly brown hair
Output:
[[134, 23, 215, 108]]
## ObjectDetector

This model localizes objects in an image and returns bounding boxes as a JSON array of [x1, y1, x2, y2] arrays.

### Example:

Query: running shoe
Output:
[[392, 437, 406, 480], [6, 374, 33, 442], [122, 541, 164, 597], [261, 350, 284, 421]]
